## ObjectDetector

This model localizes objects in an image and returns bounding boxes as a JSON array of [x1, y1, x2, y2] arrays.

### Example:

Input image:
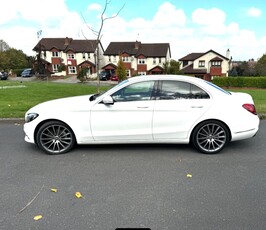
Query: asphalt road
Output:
[[0, 120, 265, 230]]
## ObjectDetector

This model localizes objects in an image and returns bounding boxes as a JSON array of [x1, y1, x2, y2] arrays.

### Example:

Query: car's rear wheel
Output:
[[191, 120, 230, 154], [36, 121, 76, 155]]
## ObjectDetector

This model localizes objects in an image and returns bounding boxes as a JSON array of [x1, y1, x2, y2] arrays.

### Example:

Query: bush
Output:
[[212, 77, 266, 88]]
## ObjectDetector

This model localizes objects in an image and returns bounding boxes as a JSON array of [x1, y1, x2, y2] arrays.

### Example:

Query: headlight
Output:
[[25, 113, 39, 123]]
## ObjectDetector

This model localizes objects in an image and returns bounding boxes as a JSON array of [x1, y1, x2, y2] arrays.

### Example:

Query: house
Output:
[[103, 41, 171, 77], [179, 49, 231, 80], [33, 37, 105, 78]]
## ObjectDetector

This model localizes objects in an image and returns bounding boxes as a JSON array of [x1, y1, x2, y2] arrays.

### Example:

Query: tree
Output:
[[77, 67, 87, 83], [0, 48, 28, 71], [0, 39, 10, 52], [116, 55, 127, 82], [255, 54, 266, 76], [82, 0, 124, 92], [163, 59, 181, 74]]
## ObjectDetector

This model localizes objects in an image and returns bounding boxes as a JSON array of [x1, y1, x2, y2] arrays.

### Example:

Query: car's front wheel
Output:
[[191, 120, 230, 154], [36, 121, 76, 155]]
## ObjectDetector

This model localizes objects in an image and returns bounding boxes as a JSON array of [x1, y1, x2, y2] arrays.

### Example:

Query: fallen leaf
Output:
[[75, 192, 83, 198], [187, 174, 193, 178], [34, 215, 43, 221], [51, 188, 58, 193]]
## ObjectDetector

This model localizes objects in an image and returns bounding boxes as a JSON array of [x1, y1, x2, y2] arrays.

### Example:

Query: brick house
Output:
[[33, 37, 104, 78], [179, 49, 231, 81], [103, 41, 171, 77]]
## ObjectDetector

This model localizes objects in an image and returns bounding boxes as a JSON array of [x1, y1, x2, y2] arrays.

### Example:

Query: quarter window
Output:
[[159, 81, 210, 100], [112, 81, 155, 102]]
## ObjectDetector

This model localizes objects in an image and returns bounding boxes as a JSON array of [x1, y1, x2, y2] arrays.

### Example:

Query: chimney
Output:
[[64, 37, 72, 46], [226, 49, 230, 59], [135, 40, 141, 49]]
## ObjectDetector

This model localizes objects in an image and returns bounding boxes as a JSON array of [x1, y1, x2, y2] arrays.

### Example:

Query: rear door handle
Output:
[[191, 106, 203, 108]]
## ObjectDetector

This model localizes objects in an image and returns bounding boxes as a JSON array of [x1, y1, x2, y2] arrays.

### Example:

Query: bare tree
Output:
[[82, 0, 124, 92]]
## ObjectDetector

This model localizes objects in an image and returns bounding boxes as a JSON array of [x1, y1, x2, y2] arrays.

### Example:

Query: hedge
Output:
[[212, 77, 266, 88]]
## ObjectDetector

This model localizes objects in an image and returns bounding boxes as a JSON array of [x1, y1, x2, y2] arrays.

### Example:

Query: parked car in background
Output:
[[21, 68, 34, 77], [99, 71, 111, 81], [0, 71, 8, 80], [24, 75, 259, 155], [111, 75, 119, 81]]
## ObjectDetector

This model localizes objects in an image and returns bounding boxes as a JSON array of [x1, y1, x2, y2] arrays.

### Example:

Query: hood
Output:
[[28, 94, 94, 113]]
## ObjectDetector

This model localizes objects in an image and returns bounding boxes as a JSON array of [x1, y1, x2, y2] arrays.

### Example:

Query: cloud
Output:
[[192, 8, 227, 35], [88, 3, 102, 11], [153, 2, 186, 27], [0, 1, 265, 61], [247, 7, 262, 17]]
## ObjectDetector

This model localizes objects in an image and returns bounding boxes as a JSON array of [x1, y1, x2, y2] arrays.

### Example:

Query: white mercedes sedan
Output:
[[24, 75, 260, 155]]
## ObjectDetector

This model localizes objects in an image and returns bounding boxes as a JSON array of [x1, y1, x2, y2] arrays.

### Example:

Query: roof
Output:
[[181, 64, 207, 74], [179, 49, 229, 61], [33, 38, 101, 53], [104, 41, 171, 58]]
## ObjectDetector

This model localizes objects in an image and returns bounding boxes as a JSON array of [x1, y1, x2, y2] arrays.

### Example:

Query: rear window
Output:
[[205, 81, 231, 95]]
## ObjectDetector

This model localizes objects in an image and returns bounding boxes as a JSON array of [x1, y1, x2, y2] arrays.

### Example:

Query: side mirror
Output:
[[102, 95, 114, 105]]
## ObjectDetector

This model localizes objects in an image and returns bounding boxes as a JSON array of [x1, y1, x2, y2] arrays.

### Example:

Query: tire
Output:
[[36, 121, 76, 155], [191, 120, 230, 154]]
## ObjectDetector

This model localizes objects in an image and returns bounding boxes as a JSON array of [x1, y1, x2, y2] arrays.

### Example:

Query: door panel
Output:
[[153, 99, 211, 139], [91, 101, 155, 141], [152, 80, 212, 139]]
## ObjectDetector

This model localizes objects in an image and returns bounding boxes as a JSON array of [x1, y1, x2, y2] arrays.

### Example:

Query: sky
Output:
[[1, 0, 266, 61]]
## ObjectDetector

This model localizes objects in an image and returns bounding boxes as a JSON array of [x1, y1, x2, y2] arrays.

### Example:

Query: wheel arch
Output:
[[190, 119, 232, 143], [34, 119, 77, 144]]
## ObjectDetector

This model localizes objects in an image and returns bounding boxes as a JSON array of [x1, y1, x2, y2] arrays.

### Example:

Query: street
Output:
[[0, 120, 265, 230]]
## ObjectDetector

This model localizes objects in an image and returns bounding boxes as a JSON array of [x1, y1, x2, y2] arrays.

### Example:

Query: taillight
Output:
[[242, 104, 257, 115]]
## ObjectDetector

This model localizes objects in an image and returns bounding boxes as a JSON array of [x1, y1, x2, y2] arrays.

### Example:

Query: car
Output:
[[24, 75, 260, 155], [110, 75, 119, 81], [99, 71, 111, 81], [21, 68, 34, 77], [0, 71, 8, 80]]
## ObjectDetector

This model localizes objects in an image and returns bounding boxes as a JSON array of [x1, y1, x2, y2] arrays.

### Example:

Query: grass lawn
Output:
[[228, 88, 266, 116], [0, 81, 112, 118], [0, 81, 265, 118]]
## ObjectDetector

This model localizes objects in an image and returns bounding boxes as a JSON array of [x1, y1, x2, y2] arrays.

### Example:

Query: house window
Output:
[[122, 56, 130, 62], [138, 58, 146, 64], [183, 61, 188, 66], [68, 66, 77, 74], [159, 58, 162, 64], [199, 61, 205, 67], [113, 56, 117, 63], [138, 72, 146, 75], [211, 61, 221, 66], [82, 53, 86, 59], [67, 53, 75, 59], [108, 56, 111, 62], [52, 51, 59, 57], [52, 64, 60, 72], [153, 58, 156, 64]]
